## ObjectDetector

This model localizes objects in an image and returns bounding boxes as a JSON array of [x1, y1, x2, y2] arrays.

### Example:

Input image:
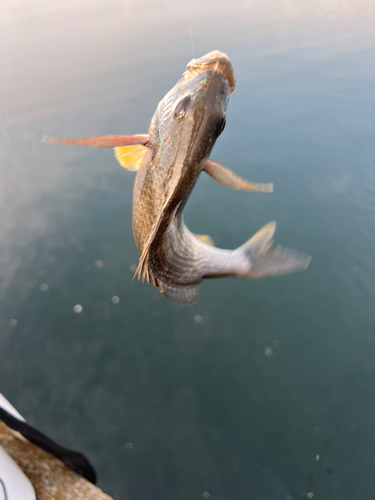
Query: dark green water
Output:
[[1, 1, 375, 499]]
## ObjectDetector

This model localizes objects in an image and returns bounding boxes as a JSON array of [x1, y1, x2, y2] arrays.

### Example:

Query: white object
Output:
[[0, 393, 36, 500]]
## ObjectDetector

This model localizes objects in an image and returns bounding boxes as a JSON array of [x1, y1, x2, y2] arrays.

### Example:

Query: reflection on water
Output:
[[1, 0, 375, 498]]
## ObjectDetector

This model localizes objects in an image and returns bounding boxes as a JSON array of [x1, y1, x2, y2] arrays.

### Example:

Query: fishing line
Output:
[[188, 16, 195, 59], [0, 479, 8, 500]]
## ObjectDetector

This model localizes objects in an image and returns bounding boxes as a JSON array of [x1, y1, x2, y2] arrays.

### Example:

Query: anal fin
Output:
[[194, 234, 215, 246]]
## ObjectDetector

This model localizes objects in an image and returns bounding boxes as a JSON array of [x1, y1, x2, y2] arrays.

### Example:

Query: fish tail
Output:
[[238, 221, 311, 278]]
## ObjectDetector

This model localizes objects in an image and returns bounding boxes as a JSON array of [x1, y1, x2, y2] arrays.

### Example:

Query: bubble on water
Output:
[[194, 315, 202, 323], [307, 493, 314, 499], [203, 492, 210, 498], [73, 304, 83, 313], [316, 454, 320, 461], [95, 260, 103, 268], [39, 283, 49, 291], [130, 264, 137, 272], [264, 346, 273, 357], [111, 296, 120, 304], [120, 443, 133, 451], [9, 319, 17, 327]]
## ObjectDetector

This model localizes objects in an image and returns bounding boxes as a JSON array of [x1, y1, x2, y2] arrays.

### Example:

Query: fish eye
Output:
[[218, 115, 226, 136], [174, 95, 192, 120]]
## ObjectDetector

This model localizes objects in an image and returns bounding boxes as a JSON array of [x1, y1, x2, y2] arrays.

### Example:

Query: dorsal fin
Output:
[[159, 283, 199, 305], [133, 202, 169, 282]]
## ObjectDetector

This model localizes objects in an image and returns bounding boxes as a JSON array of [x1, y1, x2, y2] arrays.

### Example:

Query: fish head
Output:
[[182, 50, 236, 96], [153, 51, 236, 169]]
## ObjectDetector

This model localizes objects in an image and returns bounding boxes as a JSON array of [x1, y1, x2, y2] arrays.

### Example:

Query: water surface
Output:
[[1, 1, 375, 499]]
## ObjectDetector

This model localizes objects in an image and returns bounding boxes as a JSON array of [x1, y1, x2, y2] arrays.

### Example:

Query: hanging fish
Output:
[[43, 50, 310, 305]]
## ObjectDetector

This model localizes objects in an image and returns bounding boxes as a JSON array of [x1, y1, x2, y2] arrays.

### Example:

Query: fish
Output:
[[43, 50, 311, 305]]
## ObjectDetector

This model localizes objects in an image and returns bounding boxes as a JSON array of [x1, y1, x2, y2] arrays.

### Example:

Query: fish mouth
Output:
[[180, 50, 236, 95]]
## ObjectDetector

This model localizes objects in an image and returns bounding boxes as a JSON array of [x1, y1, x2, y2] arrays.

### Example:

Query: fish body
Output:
[[133, 70, 226, 254], [43, 51, 310, 304]]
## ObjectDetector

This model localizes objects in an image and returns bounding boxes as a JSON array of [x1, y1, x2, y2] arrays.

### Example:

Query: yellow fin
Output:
[[114, 143, 148, 171], [194, 234, 215, 246]]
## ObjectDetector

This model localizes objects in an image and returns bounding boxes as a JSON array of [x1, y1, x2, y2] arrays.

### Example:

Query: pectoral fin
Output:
[[204, 159, 273, 193], [115, 144, 148, 171], [42, 134, 149, 148]]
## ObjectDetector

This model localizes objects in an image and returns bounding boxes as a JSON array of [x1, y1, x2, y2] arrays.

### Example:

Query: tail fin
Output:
[[239, 221, 311, 278]]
